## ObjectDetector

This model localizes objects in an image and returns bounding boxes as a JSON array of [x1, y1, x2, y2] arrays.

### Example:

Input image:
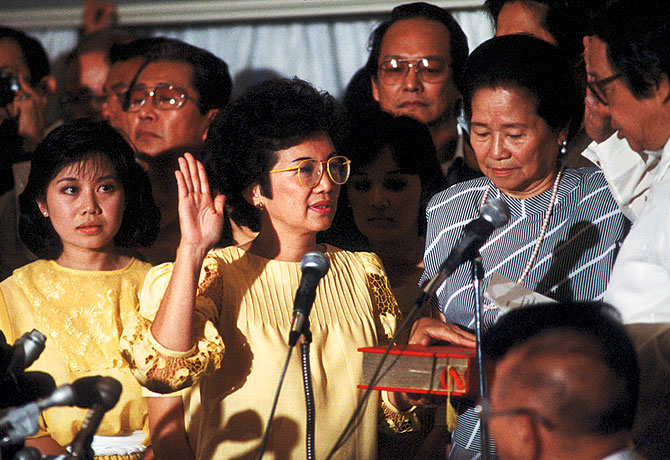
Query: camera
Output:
[[0, 67, 20, 108]]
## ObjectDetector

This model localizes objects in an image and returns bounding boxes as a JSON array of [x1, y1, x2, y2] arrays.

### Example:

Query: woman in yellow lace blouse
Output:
[[120, 78, 402, 460], [0, 119, 160, 458]]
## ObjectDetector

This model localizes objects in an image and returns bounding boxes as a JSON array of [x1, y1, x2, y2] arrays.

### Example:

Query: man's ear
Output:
[[657, 75, 670, 104], [371, 75, 380, 103], [38, 75, 57, 98], [202, 109, 220, 142], [516, 416, 541, 460]]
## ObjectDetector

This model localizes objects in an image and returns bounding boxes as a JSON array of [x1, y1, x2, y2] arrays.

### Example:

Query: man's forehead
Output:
[[0, 38, 31, 80], [380, 17, 452, 59], [134, 59, 195, 89]]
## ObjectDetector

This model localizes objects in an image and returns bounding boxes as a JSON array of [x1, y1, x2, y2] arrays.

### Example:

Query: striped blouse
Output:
[[419, 167, 629, 457]]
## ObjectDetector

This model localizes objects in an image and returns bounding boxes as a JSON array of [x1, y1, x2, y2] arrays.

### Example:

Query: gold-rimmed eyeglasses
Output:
[[269, 156, 351, 188], [123, 84, 198, 112], [586, 73, 623, 106], [377, 58, 450, 85]]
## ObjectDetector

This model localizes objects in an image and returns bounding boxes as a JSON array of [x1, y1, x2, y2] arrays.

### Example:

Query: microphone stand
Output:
[[471, 255, 491, 460], [299, 322, 315, 460]]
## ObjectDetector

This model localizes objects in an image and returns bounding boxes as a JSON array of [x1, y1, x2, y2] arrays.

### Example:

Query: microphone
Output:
[[3, 330, 46, 379], [422, 199, 510, 298], [0, 376, 121, 446], [70, 377, 122, 459], [288, 252, 330, 346]]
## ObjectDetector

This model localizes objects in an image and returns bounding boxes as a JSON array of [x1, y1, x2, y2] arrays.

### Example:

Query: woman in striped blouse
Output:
[[411, 35, 630, 460]]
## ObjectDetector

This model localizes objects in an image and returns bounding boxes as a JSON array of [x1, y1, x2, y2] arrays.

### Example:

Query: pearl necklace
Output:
[[480, 167, 564, 285]]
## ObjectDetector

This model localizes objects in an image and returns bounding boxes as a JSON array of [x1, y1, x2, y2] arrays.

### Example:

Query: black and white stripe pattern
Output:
[[420, 167, 630, 458]]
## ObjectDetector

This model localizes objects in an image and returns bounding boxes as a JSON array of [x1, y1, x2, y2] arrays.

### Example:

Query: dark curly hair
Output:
[[364, 2, 469, 95], [463, 34, 583, 141], [19, 119, 160, 259], [203, 77, 348, 232]]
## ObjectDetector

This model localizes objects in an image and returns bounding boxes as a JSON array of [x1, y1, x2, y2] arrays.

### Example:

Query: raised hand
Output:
[[175, 153, 226, 254]]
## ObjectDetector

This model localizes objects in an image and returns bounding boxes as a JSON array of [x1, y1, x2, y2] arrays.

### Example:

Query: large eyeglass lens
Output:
[[298, 156, 350, 188], [378, 58, 448, 84], [326, 156, 350, 185], [126, 86, 186, 112]]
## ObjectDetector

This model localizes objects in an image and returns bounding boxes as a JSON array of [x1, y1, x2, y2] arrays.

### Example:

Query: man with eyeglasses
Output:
[[579, 3, 670, 459], [364, 2, 480, 186], [122, 38, 231, 265], [100, 37, 167, 135], [480, 302, 644, 460]]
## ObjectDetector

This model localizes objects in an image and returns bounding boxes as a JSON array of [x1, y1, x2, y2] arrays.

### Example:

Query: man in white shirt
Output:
[[581, 2, 670, 459], [582, 1, 670, 323]]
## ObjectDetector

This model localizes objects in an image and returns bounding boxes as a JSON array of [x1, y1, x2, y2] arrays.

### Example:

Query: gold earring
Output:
[[257, 202, 265, 212], [42, 211, 48, 217]]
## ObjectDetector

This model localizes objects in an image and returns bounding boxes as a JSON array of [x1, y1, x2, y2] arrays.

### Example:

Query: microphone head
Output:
[[300, 251, 330, 278], [481, 198, 510, 229], [72, 376, 122, 410]]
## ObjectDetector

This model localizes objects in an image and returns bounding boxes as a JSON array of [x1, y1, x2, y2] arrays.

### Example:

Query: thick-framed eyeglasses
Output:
[[269, 155, 351, 188], [586, 73, 623, 106], [123, 84, 198, 112], [474, 399, 555, 430], [377, 57, 449, 85]]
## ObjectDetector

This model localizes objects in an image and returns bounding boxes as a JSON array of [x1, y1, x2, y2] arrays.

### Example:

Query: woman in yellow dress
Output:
[[121, 78, 403, 460], [0, 119, 160, 459]]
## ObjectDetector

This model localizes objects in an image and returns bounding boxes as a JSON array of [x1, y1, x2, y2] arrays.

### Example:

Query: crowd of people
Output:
[[0, 0, 668, 459]]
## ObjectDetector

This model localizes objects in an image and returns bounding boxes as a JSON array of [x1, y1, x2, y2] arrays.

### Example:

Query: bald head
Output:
[[494, 331, 625, 435]]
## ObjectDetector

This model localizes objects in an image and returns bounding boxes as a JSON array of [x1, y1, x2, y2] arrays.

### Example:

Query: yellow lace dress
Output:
[[121, 244, 399, 460], [0, 259, 152, 459]]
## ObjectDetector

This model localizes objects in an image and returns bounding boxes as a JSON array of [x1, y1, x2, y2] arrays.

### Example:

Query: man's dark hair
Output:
[[364, 2, 469, 94], [462, 34, 583, 140], [126, 38, 232, 113], [0, 26, 50, 86], [592, 0, 670, 98], [203, 77, 348, 231], [484, 0, 604, 65], [19, 119, 160, 259], [108, 37, 172, 65], [484, 301, 640, 434]]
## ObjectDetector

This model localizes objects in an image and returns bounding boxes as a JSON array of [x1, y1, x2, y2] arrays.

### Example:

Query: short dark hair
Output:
[[364, 2, 469, 94], [0, 26, 50, 86], [108, 37, 172, 65], [203, 77, 348, 231], [484, 0, 604, 65], [19, 119, 160, 259], [463, 34, 582, 140], [130, 38, 232, 114], [592, 0, 670, 99], [483, 301, 639, 434]]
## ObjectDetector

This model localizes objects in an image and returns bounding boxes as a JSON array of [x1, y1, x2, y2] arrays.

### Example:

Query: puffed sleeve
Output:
[[356, 251, 401, 345], [120, 257, 225, 394]]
